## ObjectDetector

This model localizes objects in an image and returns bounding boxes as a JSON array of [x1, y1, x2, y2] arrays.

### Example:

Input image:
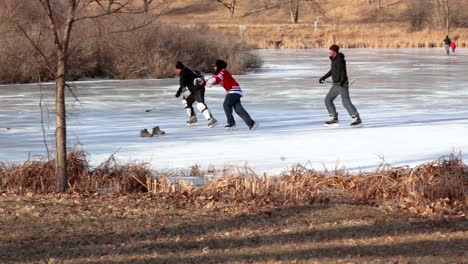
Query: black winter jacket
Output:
[[444, 36, 451, 45], [322, 53, 348, 85], [178, 67, 203, 94]]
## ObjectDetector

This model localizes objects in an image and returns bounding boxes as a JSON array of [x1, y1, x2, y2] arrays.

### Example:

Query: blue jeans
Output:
[[223, 93, 254, 126]]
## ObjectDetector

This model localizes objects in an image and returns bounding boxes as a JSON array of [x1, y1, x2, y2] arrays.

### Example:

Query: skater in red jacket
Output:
[[206, 60, 258, 130], [450, 41, 457, 53]]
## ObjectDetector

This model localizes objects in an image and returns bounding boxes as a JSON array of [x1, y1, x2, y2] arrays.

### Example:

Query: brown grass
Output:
[[1, 195, 467, 263], [1, 150, 466, 217], [1, 150, 467, 263], [163, 0, 468, 49], [202, 24, 468, 49]]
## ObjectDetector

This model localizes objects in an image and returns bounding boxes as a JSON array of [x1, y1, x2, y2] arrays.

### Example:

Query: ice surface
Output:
[[1, 49, 467, 174]]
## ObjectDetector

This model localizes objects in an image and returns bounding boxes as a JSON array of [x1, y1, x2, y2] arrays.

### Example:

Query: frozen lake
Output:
[[1, 49, 467, 173]]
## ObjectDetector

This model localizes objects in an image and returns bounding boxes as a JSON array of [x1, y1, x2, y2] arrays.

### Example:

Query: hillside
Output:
[[160, 0, 468, 48]]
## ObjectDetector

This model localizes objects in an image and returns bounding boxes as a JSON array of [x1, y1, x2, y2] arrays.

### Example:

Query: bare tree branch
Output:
[[216, 0, 237, 17], [38, 74, 51, 161], [15, 23, 54, 74], [65, 83, 82, 104], [242, 1, 286, 17]]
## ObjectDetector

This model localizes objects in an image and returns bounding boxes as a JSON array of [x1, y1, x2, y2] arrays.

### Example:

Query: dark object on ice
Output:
[[140, 129, 153, 137], [6, 127, 11, 130], [152, 126, 166, 135]]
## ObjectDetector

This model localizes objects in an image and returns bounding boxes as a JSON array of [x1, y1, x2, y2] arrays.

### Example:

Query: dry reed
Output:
[[1, 150, 466, 216]]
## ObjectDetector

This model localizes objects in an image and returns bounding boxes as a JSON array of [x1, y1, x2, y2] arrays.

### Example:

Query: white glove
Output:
[[205, 77, 216, 88], [193, 77, 204, 86]]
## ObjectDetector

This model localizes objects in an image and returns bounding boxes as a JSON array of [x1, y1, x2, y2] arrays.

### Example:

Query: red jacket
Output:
[[211, 69, 243, 96], [450, 42, 457, 49]]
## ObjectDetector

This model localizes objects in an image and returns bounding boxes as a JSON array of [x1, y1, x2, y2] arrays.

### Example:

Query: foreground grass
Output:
[[1, 195, 467, 264]]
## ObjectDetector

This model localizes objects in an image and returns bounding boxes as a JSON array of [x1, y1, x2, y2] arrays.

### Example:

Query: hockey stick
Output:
[[145, 107, 157, 112], [145, 97, 176, 112]]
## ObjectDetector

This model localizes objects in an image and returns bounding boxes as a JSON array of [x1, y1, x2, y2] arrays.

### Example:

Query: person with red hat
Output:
[[206, 59, 258, 130], [175, 61, 218, 127], [319, 44, 362, 127]]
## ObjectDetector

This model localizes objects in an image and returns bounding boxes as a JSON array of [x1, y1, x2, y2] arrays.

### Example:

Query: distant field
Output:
[[160, 0, 468, 48]]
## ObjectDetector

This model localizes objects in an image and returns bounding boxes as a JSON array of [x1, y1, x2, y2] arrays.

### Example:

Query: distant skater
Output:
[[444, 35, 451, 55], [451, 41, 457, 53], [319, 44, 362, 127], [206, 60, 258, 130]]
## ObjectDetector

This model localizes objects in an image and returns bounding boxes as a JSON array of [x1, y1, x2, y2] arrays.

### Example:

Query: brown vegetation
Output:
[[164, 0, 468, 49], [1, 149, 466, 262], [0, 1, 262, 84], [1, 150, 466, 217], [1, 194, 467, 263]]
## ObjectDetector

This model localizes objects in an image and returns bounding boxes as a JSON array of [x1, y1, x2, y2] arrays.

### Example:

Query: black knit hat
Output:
[[215, 60, 227, 70], [175, 61, 185, 69], [214, 60, 227, 74]]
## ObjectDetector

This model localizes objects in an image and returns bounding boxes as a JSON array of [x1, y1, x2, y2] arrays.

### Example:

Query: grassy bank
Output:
[[1, 195, 467, 263], [1, 150, 467, 217], [1, 149, 467, 263], [162, 0, 468, 49], [200, 24, 468, 49]]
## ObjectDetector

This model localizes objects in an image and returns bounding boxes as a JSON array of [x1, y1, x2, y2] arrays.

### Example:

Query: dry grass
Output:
[[199, 24, 468, 49], [0, 149, 151, 194], [1, 150, 467, 217], [1, 150, 467, 263], [162, 0, 468, 49], [0, 195, 467, 263]]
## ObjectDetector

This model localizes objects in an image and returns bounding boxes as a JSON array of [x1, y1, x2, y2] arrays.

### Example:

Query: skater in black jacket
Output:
[[319, 44, 362, 127], [444, 35, 451, 55], [175, 61, 218, 127]]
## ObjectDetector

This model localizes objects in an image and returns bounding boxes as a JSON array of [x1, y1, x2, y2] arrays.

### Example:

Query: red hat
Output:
[[329, 44, 339, 53]]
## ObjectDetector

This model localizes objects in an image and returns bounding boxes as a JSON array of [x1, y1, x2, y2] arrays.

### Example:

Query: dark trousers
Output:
[[185, 86, 205, 117], [223, 93, 254, 126]]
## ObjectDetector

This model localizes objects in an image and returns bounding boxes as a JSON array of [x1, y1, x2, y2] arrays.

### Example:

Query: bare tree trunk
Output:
[[289, 0, 299, 23], [216, 0, 237, 17], [444, 0, 450, 34], [230, 0, 236, 17], [55, 56, 67, 192], [40, 0, 76, 192], [378, 0, 382, 9], [434, 0, 451, 32]]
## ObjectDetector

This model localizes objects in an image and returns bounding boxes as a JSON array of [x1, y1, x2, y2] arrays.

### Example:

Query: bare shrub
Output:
[[0, 6, 262, 84]]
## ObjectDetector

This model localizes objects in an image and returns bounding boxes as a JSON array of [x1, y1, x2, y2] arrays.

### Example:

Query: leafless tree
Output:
[[14, 0, 173, 192], [243, 0, 322, 24], [441, 0, 451, 33], [216, 0, 237, 17]]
